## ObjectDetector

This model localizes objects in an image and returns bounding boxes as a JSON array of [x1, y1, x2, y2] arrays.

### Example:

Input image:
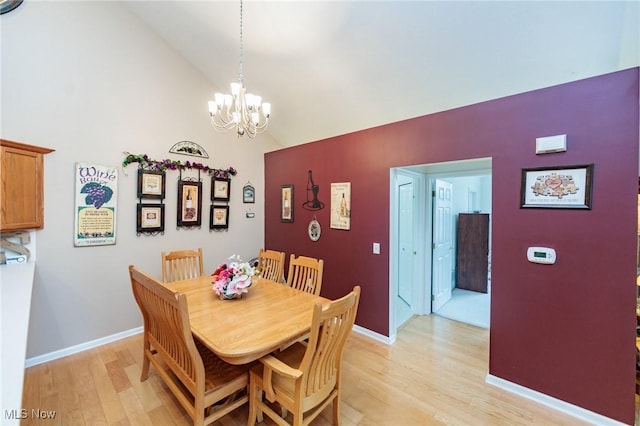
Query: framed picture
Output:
[[212, 178, 231, 202], [74, 162, 118, 246], [210, 205, 229, 229], [330, 182, 351, 230], [137, 169, 165, 199], [281, 184, 293, 223], [177, 180, 202, 226], [243, 183, 255, 203], [520, 164, 593, 209], [137, 203, 165, 233]]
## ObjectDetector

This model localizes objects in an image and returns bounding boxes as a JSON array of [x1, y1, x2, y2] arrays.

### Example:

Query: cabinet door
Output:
[[0, 147, 45, 230], [456, 213, 489, 293]]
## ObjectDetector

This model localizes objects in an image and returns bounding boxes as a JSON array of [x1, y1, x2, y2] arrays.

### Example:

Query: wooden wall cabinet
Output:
[[456, 213, 489, 293], [0, 139, 54, 231]]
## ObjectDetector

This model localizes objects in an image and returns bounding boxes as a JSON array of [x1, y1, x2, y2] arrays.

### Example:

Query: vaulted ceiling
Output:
[[123, 1, 639, 148]]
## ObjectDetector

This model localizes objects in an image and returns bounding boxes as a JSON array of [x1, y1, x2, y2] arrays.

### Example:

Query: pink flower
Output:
[[234, 275, 251, 290], [210, 258, 256, 297]]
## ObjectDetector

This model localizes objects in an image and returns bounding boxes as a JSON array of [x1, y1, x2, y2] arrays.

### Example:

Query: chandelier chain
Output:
[[238, 0, 243, 85], [207, 0, 271, 138]]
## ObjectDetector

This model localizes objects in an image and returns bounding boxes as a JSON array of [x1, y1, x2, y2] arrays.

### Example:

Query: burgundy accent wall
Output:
[[265, 68, 639, 423]]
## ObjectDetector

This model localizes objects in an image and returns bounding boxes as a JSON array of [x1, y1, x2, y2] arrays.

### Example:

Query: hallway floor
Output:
[[435, 288, 490, 328]]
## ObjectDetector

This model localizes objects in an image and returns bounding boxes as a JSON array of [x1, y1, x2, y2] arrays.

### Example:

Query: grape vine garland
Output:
[[122, 152, 237, 179]]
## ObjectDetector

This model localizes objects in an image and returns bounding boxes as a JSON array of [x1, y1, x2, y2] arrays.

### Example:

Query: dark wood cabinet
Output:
[[456, 213, 489, 293]]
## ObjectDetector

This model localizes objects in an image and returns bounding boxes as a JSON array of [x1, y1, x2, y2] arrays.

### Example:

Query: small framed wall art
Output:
[[137, 203, 165, 233], [137, 169, 165, 199], [520, 164, 593, 209], [177, 180, 202, 227], [281, 184, 293, 223], [210, 205, 229, 229], [243, 183, 255, 203], [308, 216, 321, 241], [212, 178, 231, 202]]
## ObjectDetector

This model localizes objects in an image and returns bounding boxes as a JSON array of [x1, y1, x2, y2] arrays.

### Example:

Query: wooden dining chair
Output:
[[258, 249, 285, 283], [162, 247, 204, 283], [285, 254, 324, 296], [129, 265, 253, 426], [248, 286, 361, 426]]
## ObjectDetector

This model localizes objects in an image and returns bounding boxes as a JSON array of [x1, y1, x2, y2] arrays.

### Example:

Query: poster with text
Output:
[[74, 162, 118, 246], [330, 182, 351, 230]]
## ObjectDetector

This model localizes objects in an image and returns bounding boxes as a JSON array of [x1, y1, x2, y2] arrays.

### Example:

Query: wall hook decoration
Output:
[[302, 170, 325, 210], [169, 141, 209, 158]]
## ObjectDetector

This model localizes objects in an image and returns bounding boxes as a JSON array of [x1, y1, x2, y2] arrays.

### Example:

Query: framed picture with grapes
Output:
[[177, 180, 202, 227], [74, 162, 118, 246]]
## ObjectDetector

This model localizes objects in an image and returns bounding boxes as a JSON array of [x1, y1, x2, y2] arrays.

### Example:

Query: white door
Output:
[[398, 181, 414, 305], [431, 179, 454, 311]]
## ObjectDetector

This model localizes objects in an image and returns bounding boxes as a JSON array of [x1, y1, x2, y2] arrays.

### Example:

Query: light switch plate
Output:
[[373, 242, 380, 254]]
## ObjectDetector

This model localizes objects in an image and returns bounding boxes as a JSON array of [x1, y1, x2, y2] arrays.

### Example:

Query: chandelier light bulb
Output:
[[245, 93, 255, 108], [231, 82, 241, 96]]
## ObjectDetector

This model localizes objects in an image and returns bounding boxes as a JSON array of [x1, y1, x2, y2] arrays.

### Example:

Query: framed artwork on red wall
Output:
[[330, 182, 351, 229], [520, 164, 593, 209], [281, 184, 293, 222]]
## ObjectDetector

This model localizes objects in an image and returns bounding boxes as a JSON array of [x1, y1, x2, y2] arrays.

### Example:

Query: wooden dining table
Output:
[[164, 276, 328, 365]]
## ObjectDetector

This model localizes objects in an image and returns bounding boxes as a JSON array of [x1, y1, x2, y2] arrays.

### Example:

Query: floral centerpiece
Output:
[[212, 255, 257, 299]]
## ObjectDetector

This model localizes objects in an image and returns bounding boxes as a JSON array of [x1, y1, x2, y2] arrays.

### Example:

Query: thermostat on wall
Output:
[[527, 247, 556, 264]]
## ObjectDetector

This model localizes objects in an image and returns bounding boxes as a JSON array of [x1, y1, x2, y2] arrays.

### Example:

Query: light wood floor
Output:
[[21, 315, 599, 426]]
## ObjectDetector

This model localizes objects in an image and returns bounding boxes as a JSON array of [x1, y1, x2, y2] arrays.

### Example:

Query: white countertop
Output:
[[0, 261, 36, 425]]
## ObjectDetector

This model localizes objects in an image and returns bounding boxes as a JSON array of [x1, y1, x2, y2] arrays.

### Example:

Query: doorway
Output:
[[390, 158, 492, 339]]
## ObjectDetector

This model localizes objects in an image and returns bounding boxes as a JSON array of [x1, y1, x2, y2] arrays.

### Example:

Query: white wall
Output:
[[1, 1, 281, 358], [478, 175, 492, 213], [447, 175, 492, 215]]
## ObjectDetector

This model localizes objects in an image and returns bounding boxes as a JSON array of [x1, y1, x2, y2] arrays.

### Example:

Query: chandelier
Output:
[[208, 0, 271, 138]]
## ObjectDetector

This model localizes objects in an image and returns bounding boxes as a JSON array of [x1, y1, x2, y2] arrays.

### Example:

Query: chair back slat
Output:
[[258, 249, 285, 283], [247, 285, 360, 426], [129, 265, 203, 393], [162, 248, 205, 283], [301, 286, 360, 398], [286, 254, 323, 296]]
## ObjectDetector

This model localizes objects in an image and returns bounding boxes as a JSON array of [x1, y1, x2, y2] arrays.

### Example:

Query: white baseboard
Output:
[[25, 326, 143, 368], [25, 324, 387, 368], [352, 324, 393, 345], [485, 374, 627, 426]]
